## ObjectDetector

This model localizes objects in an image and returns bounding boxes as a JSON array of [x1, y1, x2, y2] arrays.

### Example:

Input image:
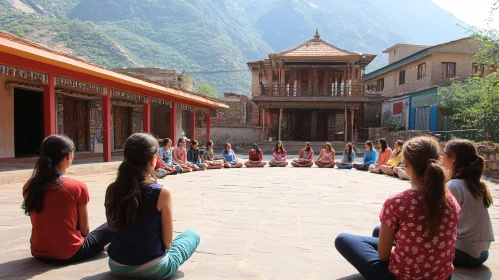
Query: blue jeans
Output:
[[454, 249, 489, 268], [337, 163, 353, 169], [335, 233, 396, 280]]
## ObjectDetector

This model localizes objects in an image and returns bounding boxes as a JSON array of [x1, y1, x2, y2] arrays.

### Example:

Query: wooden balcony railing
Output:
[[260, 84, 364, 97]]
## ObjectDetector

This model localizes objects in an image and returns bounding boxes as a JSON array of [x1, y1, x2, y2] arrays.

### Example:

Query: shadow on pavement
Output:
[[0, 253, 107, 280], [81, 271, 185, 280]]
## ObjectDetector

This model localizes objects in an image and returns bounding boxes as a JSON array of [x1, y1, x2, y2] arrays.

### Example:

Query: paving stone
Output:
[[0, 162, 497, 279]]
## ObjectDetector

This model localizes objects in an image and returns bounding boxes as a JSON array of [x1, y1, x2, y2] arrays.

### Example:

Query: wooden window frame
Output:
[[399, 70, 406, 85], [417, 63, 426, 80], [376, 78, 384, 91], [441, 62, 456, 78]]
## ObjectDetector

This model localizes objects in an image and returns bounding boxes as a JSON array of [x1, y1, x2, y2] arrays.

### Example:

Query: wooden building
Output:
[[248, 30, 382, 143], [0, 31, 227, 162]]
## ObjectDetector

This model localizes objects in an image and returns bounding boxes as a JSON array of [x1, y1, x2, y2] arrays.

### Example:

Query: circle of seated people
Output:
[[21, 134, 494, 279]]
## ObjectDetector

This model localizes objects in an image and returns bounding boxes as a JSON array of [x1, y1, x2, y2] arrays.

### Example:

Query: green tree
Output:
[[195, 82, 218, 98], [438, 2, 499, 141]]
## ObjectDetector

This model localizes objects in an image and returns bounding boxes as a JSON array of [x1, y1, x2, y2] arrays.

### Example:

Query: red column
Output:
[[102, 88, 111, 162], [206, 110, 211, 142], [170, 103, 177, 142], [344, 108, 347, 142], [143, 97, 150, 133], [350, 109, 355, 142], [190, 110, 196, 141], [43, 74, 56, 137]]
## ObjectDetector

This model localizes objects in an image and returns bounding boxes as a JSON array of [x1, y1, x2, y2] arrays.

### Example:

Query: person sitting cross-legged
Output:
[[158, 138, 182, 176], [173, 138, 194, 173], [187, 140, 207, 171], [221, 143, 243, 168], [368, 138, 392, 174], [380, 140, 404, 176], [336, 143, 355, 169], [353, 141, 377, 171], [23, 135, 111, 265], [245, 143, 266, 167], [291, 142, 314, 167], [106, 133, 200, 279], [335, 137, 460, 280], [315, 142, 336, 168], [393, 163, 410, 180], [202, 141, 224, 169], [268, 141, 288, 167]]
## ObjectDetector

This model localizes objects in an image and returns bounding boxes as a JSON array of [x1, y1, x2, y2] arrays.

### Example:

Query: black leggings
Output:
[[35, 223, 111, 265], [353, 163, 369, 171]]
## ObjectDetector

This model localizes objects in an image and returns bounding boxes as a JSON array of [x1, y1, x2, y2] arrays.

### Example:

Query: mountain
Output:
[[0, 0, 467, 96]]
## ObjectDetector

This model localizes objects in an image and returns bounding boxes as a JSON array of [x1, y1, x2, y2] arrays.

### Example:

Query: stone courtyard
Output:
[[0, 158, 498, 280]]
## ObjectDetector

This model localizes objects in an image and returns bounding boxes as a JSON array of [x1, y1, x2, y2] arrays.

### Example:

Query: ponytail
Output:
[[22, 135, 74, 215], [422, 160, 447, 239]]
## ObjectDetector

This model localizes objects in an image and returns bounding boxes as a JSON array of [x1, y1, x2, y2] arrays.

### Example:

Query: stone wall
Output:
[[210, 124, 261, 152], [368, 128, 434, 146], [476, 145, 499, 179]]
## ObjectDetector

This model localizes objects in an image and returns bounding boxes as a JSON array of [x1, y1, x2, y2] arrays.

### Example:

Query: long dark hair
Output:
[[365, 141, 374, 151], [162, 138, 171, 147], [346, 143, 353, 162], [305, 142, 311, 152], [207, 140, 214, 148], [105, 133, 158, 232], [22, 135, 74, 215], [379, 138, 388, 152], [403, 137, 447, 240], [190, 140, 199, 162], [394, 140, 404, 156], [445, 139, 493, 208], [274, 141, 285, 154]]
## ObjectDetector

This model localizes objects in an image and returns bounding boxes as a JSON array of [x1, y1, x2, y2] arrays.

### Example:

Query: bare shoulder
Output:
[[157, 186, 172, 211]]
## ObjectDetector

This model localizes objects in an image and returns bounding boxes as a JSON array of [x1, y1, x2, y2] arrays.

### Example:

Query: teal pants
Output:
[[109, 230, 200, 279]]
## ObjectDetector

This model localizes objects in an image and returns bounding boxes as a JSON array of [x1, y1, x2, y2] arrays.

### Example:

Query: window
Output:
[[472, 64, 485, 76], [399, 70, 406, 85], [441, 62, 456, 78], [211, 109, 218, 117], [393, 102, 403, 115], [376, 78, 384, 91], [417, 63, 426, 80]]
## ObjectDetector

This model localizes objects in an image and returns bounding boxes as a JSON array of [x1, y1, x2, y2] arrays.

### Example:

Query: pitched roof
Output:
[[272, 30, 361, 58], [0, 31, 228, 108]]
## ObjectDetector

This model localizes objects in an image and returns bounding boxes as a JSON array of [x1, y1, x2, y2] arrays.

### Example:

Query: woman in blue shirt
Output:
[[353, 141, 377, 171], [336, 143, 355, 169], [221, 143, 243, 168], [105, 133, 199, 279]]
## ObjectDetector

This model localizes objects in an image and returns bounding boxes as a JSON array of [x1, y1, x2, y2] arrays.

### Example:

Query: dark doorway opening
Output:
[[14, 88, 44, 158], [317, 112, 328, 141]]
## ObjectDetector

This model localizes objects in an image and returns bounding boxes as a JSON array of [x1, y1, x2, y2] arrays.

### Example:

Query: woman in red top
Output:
[[335, 137, 461, 279], [291, 142, 314, 167], [269, 141, 288, 167], [244, 143, 266, 167], [22, 135, 110, 264]]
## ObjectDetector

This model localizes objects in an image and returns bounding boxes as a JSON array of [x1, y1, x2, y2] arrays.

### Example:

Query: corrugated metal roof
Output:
[[365, 49, 429, 80]]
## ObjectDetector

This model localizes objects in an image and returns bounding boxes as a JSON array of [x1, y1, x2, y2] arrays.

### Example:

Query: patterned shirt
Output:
[[380, 189, 461, 280], [203, 149, 215, 161], [159, 147, 173, 166]]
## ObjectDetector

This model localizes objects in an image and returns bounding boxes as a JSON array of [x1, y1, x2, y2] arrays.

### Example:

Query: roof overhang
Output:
[[0, 33, 228, 109]]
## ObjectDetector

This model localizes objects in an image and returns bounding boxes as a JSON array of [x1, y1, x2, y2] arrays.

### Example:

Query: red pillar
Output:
[[190, 110, 196, 141], [206, 110, 211, 142], [43, 74, 56, 137], [143, 97, 150, 133], [170, 103, 177, 142], [102, 88, 111, 162], [350, 109, 355, 142]]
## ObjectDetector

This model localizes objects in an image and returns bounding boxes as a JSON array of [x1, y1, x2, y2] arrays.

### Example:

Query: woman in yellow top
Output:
[[380, 140, 404, 176]]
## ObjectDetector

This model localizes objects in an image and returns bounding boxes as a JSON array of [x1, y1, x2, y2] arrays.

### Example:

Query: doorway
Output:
[[113, 105, 132, 150], [63, 96, 89, 151], [317, 112, 328, 141], [14, 88, 44, 158]]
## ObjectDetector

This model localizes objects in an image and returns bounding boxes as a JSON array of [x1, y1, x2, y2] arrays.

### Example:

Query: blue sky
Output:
[[432, 0, 499, 30]]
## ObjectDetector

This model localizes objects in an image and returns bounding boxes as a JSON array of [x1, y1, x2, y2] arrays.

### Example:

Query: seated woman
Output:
[[245, 143, 266, 167], [441, 139, 494, 268], [22, 135, 111, 264], [269, 141, 288, 167], [158, 138, 181, 176], [335, 137, 461, 280], [202, 141, 224, 169], [291, 142, 314, 167], [353, 141, 377, 171], [173, 138, 195, 172], [106, 133, 200, 279], [368, 138, 393, 174], [314, 142, 336, 168], [336, 143, 355, 169], [187, 140, 207, 171], [380, 140, 404, 176], [221, 143, 243, 168], [393, 163, 410, 180]]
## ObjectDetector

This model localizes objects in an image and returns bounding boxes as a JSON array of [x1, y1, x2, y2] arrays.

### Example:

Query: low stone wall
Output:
[[211, 124, 261, 152], [368, 128, 499, 179], [477, 145, 499, 179]]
